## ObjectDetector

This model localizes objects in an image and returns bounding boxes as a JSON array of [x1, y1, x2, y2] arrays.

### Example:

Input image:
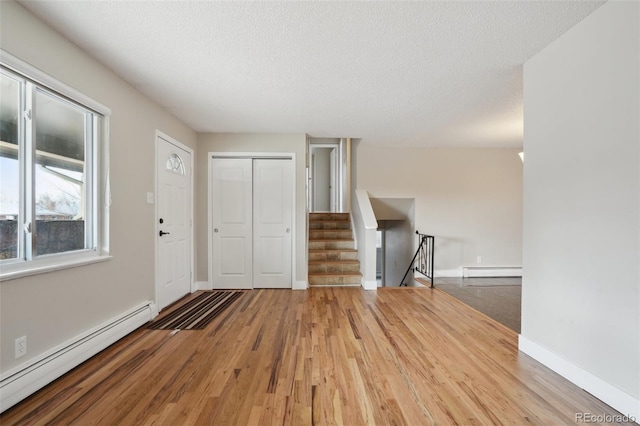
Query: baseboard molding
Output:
[[518, 335, 640, 420], [195, 280, 210, 291], [362, 279, 377, 291], [434, 269, 463, 278], [463, 266, 522, 278], [0, 302, 154, 413], [293, 280, 308, 290]]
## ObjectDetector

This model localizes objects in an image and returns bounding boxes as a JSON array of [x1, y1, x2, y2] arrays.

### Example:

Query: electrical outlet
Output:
[[477, 256, 482, 264], [15, 336, 27, 358]]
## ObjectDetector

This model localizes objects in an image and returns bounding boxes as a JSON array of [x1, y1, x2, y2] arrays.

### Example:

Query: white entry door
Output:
[[211, 157, 293, 289], [157, 136, 192, 309]]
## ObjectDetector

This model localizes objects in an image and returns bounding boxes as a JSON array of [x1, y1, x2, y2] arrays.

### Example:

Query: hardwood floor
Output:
[[1, 288, 625, 425]]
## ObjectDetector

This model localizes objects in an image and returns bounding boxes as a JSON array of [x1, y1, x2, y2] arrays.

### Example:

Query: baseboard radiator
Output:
[[0, 302, 155, 413], [462, 266, 522, 278]]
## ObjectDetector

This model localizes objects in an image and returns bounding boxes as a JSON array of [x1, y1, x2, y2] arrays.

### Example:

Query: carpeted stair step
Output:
[[308, 272, 362, 286], [309, 229, 353, 240], [309, 220, 351, 230], [308, 249, 358, 261], [309, 212, 350, 222], [308, 239, 355, 250], [309, 260, 361, 274]]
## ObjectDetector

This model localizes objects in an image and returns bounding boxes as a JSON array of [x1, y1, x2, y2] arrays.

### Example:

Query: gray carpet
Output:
[[434, 277, 521, 333]]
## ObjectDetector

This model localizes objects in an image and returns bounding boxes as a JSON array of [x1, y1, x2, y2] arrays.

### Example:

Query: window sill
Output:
[[0, 253, 113, 282]]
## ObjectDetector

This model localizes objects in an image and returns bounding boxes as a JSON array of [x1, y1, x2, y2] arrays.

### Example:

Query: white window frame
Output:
[[0, 50, 112, 281]]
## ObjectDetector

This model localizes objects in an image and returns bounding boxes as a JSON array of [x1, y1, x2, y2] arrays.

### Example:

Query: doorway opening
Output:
[[308, 138, 350, 213]]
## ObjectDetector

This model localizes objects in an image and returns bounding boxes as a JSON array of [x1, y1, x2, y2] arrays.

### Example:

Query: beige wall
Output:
[[195, 133, 307, 285], [522, 0, 639, 401], [0, 1, 197, 373], [356, 146, 523, 273]]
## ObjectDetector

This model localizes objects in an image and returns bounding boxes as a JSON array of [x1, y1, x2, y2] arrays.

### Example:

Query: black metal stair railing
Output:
[[400, 231, 434, 287]]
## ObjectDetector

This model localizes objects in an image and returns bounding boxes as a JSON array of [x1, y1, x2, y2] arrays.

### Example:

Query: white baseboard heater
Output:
[[462, 266, 522, 279], [0, 302, 155, 413]]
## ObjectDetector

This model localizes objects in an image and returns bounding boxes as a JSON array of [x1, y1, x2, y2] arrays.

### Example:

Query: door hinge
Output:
[[23, 109, 32, 121]]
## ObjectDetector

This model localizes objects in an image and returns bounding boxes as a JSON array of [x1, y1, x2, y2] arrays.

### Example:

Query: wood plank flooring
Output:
[[0, 288, 626, 425]]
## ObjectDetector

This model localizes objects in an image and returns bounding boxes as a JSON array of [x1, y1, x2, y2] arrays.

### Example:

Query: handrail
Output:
[[400, 231, 434, 287]]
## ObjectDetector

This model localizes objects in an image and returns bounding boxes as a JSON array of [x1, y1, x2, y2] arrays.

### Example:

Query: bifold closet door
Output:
[[211, 157, 292, 289], [211, 158, 253, 289]]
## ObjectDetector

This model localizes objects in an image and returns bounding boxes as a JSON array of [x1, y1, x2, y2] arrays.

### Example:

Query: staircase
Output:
[[308, 213, 362, 286]]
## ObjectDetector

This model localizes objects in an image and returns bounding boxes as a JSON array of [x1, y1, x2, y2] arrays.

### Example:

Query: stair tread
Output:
[[309, 238, 354, 242], [308, 272, 363, 276], [309, 260, 360, 264], [309, 248, 357, 252]]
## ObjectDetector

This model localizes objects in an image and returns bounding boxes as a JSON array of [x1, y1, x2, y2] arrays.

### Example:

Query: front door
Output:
[[156, 136, 192, 309], [210, 157, 293, 289]]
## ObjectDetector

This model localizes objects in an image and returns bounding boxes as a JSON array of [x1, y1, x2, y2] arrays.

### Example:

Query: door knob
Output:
[[286, 228, 290, 233], [159, 230, 170, 236], [214, 228, 219, 233]]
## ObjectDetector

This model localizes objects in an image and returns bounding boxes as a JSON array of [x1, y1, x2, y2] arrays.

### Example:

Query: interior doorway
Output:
[[308, 138, 349, 213], [310, 146, 336, 211]]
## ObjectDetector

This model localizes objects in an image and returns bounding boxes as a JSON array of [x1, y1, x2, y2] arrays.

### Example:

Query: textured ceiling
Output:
[[19, 0, 604, 148]]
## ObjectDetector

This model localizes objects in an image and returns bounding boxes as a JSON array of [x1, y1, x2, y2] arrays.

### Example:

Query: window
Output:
[[1, 51, 110, 279], [166, 152, 185, 175]]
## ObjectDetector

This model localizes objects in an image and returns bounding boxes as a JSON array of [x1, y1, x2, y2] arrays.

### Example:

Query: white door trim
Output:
[[154, 131, 195, 309], [207, 152, 296, 290]]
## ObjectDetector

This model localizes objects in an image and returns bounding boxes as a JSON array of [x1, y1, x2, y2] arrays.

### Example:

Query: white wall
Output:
[[195, 133, 307, 285], [352, 190, 377, 290], [0, 2, 197, 373], [356, 147, 523, 274], [521, 0, 639, 410]]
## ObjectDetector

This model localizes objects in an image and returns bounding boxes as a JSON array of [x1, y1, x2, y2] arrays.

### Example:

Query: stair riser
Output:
[[309, 241, 354, 250], [309, 213, 350, 222], [308, 251, 358, 261], [308, 275, 362, 285], [309, 230, 353, 240], [309, 222, 351, 230], [309, 263, 361, 274]]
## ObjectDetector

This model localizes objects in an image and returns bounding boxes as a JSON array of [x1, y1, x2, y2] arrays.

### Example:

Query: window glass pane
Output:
[[34, 89, 87, 256], [166, 152, 185, 175], [0, 72, 21, 260]]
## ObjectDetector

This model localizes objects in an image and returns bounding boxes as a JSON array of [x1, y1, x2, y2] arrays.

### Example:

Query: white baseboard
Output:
[[293, 280, 307, 290], [518, 335, 640, 420], [434, 269, 463, 278], [195, 280, 210, 291], [0, 302, 154, 413], [463, 266, 522, 278], [362, 279, 377, 291]]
